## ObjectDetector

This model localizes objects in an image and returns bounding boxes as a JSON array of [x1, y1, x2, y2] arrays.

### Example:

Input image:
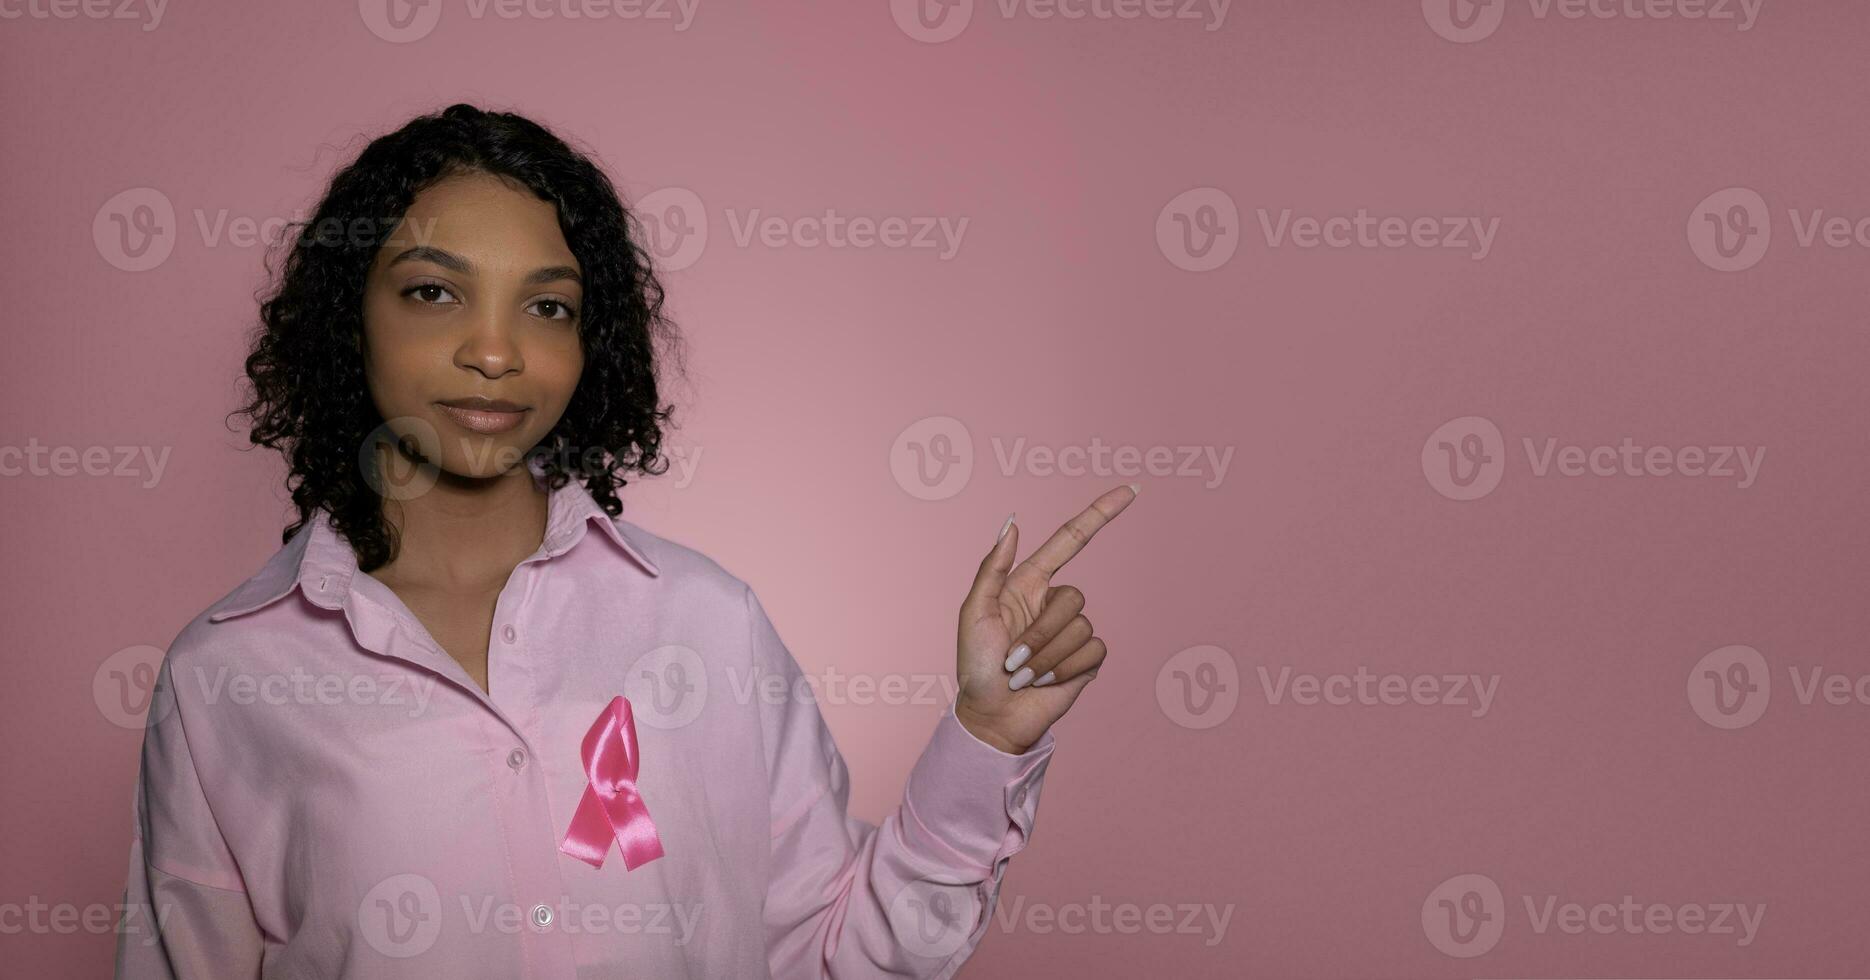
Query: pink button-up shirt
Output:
[[115, 474, 1056, 978]]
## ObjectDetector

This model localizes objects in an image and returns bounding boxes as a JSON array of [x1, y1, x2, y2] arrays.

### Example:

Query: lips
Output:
[[435, 397, 530, 435]]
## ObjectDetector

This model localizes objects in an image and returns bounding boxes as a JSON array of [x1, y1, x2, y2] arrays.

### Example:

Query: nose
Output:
[[453, 307, 524, 379]]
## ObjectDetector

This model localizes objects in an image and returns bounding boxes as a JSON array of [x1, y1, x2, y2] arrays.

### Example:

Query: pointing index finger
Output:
[[1016, 483, 1140, 581]]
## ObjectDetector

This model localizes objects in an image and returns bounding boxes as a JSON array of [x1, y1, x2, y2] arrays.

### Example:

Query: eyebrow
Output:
[[384, 245, 582, 287]]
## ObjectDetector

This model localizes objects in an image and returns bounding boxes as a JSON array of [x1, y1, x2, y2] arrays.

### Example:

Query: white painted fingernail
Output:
[[997, 512, 1015, 541], [1004, 644, 1030, 672], [1009, 666, 1034, 691], [1128, 483, 1140, 494], [1033, 670, 1056, 687]]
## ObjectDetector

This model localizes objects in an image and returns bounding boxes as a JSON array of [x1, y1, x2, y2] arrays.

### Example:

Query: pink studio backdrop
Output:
[[4, 1, 1869, 976]]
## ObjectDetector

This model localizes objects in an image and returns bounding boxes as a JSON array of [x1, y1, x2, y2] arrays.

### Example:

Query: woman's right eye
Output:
[[403, 282, 457, 304]]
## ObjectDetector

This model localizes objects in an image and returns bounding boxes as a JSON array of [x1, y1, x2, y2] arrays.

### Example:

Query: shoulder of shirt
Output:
[[603, 517, 798, 654], [602, 515, 758, 609], [159, 533, 313, 674], [156, 592, 275, 688], [606, 519, 800, 666]]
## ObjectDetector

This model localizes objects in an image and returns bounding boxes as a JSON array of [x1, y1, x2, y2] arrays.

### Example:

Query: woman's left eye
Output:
[[531, 299, 578, 321]]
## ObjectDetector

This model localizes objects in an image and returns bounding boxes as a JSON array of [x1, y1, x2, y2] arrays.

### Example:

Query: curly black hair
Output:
[[232, 103, 686, 572]]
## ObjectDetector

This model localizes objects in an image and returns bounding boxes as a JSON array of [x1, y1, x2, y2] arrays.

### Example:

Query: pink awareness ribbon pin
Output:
[[558, 695, 666, 870]]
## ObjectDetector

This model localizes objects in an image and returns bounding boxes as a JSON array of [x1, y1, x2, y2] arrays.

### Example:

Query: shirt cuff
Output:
[[898, 697, 1057, 876]]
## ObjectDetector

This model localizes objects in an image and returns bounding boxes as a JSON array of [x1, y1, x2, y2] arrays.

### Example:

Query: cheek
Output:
[[361, 330, 447, 412], [538, 336, 586, 403], [360, 332, 405, 382], [358, 331, 391, 401]]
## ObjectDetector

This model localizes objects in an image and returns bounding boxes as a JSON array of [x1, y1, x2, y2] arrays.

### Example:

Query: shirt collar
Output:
[[208, 473, 659, 624]]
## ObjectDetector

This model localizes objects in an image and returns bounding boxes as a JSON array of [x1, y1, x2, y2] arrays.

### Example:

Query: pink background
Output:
[[5, 0, 1870, 976]]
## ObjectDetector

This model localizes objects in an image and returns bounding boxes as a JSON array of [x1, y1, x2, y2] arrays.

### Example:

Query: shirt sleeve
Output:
[[747, 584, 1056, 980], [115, 656, 266, 979]]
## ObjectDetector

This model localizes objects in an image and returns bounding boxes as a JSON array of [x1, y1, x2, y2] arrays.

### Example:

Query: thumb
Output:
[[962, 511, 1018, 618]]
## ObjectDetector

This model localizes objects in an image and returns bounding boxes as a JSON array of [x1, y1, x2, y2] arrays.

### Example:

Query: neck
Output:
[[372, 449, 550, 590]]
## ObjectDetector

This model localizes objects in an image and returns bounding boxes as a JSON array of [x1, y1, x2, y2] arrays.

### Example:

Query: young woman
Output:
[[115, 103, 1136, 979]]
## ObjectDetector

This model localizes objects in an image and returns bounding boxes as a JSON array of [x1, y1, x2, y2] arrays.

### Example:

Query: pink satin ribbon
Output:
[[559, 695, 666, 871]]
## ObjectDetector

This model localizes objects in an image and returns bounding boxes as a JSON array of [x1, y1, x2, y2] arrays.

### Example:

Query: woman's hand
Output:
[[953, 483, 1140, 754]]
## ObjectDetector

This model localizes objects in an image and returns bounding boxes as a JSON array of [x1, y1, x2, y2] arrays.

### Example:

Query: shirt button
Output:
[[1013, 787, 1028, 808], [507, 748, 527, 770], [532, 904, 553, 927], [502, 625, 517, 644]]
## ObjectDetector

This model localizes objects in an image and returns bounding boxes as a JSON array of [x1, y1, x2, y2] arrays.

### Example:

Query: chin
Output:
[[436, 438, 535, 480]]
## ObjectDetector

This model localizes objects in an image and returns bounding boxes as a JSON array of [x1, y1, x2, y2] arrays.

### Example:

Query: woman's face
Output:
[[361, 171, 585, 483]]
